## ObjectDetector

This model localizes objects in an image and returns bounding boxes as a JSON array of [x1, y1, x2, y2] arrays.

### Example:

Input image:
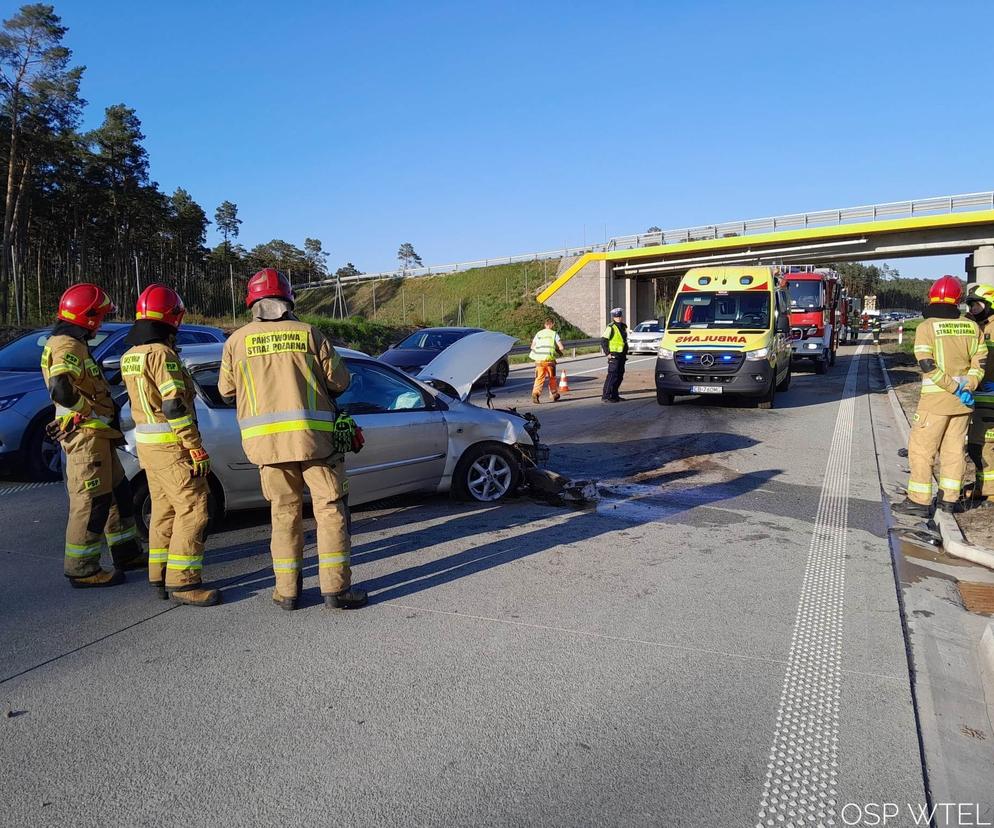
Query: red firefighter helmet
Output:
[[56, 283, 116, 331], [928, 275, 962, 305], [245, 268, 294, 308], [135, 283, 186, 329]]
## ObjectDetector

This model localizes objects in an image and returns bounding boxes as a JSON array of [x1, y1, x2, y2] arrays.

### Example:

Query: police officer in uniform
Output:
[[893, 276, 986, 517], [218, 269, 367, 611], [121, 284, 219, 606], [41, 283, 144, 587], [601, 308, 629, 402]]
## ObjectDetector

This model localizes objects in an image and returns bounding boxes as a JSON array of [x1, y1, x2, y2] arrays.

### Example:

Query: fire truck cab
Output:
[[785, 266, 841, 374]]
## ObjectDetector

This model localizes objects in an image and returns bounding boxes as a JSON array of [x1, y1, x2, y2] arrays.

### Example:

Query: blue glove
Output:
[[979, 380, 994, 395], [956, 381, 975, 407]]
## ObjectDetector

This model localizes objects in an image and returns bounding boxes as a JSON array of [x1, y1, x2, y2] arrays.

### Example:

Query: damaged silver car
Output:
[[116, 331, 549, 535]]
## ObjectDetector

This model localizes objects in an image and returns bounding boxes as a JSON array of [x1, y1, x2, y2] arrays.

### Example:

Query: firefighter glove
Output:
[[189, 447, 211, 477], [955, 381, 975, 408], [332, 413, 364, 454], [46, 412, 83, 443]]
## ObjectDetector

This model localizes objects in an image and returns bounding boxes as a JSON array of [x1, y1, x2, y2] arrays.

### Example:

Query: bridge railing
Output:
[[296, 191, 994, 294]]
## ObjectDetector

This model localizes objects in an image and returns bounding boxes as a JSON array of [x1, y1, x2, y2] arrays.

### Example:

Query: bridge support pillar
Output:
[[598, 260, 611, 330], [973, 246, 994, 287]]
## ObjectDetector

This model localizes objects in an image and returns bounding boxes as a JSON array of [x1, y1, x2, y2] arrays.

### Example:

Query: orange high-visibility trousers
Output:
[[532, 361, 559, 400]]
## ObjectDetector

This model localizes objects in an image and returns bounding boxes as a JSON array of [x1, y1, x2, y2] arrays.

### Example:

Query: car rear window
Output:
[[396, 330, 473, 350], [0, 329, 111, 371]]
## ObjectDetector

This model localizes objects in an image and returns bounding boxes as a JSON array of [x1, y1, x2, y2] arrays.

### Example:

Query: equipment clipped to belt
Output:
[[45, 412, 83, 443], [332, 413, 364, 454]]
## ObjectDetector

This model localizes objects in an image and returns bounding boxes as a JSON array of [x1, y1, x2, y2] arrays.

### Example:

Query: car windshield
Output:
[[0, 329, 111, 372], [787, 280, 823, 310], [667, 293, 770, 329], [634, 323, 662, 333], [396, 330, 473, 350]]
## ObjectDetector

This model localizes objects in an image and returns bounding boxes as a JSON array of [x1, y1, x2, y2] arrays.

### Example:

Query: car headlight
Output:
[[0, 393, 24, 412], [658, 347, 674, 359], [745, 347, 770, 361]]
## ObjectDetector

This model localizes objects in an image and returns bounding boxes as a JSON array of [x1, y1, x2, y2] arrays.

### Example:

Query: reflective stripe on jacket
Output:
[[529, 329, 560, 362], [975, 317, 994, 407], [121, 343, 203, 451], [914, 316, 985, 416], [217, 319, 350, 465], [40, 335, 121, 438]]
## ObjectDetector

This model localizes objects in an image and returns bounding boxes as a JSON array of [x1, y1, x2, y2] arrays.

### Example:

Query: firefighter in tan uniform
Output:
[[894, 276, 986, 517], [965, 283, 994, 505], [41, 284, 144, 587], [218, 269, 367, 611], [121, 284, 219, 606]]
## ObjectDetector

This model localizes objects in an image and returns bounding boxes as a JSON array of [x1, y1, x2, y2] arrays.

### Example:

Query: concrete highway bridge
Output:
[[539, 192, 994, 334]]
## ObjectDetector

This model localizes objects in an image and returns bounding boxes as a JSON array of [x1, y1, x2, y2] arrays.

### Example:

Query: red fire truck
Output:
[[784, 266, 841, 374]]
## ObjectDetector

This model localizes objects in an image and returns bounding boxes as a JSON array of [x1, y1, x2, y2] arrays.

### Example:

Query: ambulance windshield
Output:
[[667, 292, 770, 330]]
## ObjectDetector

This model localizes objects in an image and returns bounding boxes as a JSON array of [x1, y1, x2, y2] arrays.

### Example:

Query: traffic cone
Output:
[[558, 370, 570, 394]]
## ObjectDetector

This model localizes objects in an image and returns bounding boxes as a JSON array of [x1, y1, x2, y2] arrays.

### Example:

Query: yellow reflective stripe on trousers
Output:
[[105, 526, 137, 545], [166, 554, 203, 570], [273, 557, 301, 572], [907, 481, 933, 494], [938, 477, 962, 491], [66, 541, 103, 558], [319, 552, 349, 567], [148, 547, 169, 562]]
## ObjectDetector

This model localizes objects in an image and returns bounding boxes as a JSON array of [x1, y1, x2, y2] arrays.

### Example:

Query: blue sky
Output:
[[48, 0, 993, 278]]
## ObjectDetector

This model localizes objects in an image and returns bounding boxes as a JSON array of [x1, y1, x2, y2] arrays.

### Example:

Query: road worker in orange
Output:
[[893, 275, 986, 517], [41, 284, 144, 587], [120, 284, 219, 606], [529, 318, 565, 403], [218, 269, 367, 611]]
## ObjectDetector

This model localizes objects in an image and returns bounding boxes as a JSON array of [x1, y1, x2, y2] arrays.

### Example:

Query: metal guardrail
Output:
[[296, 191, 994, 293]]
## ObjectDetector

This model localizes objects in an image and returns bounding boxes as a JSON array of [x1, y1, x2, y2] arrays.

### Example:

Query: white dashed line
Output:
[[755, 343, 865, 828], [0, 481, 58, 496]]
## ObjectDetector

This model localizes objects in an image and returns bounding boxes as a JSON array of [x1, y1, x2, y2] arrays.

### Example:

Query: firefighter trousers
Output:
[[259, 455, 351, 598], [532, 361, 559, 399], [907, 410, 971, 505], [63, 430, 141, 578], [967, 406, 994, 497], [141, 449, 210, 588]]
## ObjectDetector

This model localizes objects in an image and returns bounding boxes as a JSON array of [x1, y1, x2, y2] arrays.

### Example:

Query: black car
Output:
[[378, 327, 510, 386]]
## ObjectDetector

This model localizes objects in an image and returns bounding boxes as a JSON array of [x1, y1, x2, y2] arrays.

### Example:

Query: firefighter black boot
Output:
[[324, 587, 368, 610], [891, 498, 931, 518]]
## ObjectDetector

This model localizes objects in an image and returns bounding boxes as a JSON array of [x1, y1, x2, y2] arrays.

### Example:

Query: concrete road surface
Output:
[[0, 340, 936, 826]]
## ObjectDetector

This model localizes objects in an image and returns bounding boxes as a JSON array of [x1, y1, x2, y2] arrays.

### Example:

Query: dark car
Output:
[[378, 327, 510, 386], [0, 322, 226, 480]]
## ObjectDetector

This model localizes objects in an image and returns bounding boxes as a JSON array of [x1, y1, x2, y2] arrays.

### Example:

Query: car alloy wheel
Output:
[[467, 453, 514, 501]]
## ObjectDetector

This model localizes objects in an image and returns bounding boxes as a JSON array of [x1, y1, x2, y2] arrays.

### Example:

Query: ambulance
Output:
[[655, 266, 793, 409]]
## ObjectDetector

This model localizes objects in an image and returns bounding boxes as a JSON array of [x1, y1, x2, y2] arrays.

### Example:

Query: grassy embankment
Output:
[[295, 261, 584, 354]]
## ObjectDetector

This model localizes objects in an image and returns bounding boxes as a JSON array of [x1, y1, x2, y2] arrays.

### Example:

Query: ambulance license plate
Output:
[[691, 385, 723, 394]]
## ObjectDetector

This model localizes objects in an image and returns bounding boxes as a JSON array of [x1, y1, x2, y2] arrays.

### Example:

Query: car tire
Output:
[[451, 442, 520, 503], [495, 359, 509, 387], [656, 389, 674, 406], [815, 356, 828, 375], [131, 473, 220, 540], [25, 417, 62, 481], [776, 364, 791, 392], [828, 347, 837, 366]]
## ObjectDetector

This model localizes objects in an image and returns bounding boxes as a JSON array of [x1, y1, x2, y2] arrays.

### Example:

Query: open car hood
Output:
[[416, 331, 516, 402]]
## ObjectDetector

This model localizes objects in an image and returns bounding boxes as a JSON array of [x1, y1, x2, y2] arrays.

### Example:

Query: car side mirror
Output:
[[102, 356, 122, 384]]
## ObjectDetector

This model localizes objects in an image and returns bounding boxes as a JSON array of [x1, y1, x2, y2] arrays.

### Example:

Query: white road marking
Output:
[[502, 355, 656, 391], [755, 342, 865, 828], [0, 481, 58, 496]]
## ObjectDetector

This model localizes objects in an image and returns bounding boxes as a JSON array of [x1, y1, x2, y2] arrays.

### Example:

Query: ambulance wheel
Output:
[[815, 356, 828, 374], [757, 377, 776, 410], [132, 474, 220, 539], [776, 365, 791, 392], [656, 390, 674, 406]]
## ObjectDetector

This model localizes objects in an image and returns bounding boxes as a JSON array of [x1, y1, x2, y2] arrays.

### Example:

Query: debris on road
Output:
[[523, 467, 598, 505]]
